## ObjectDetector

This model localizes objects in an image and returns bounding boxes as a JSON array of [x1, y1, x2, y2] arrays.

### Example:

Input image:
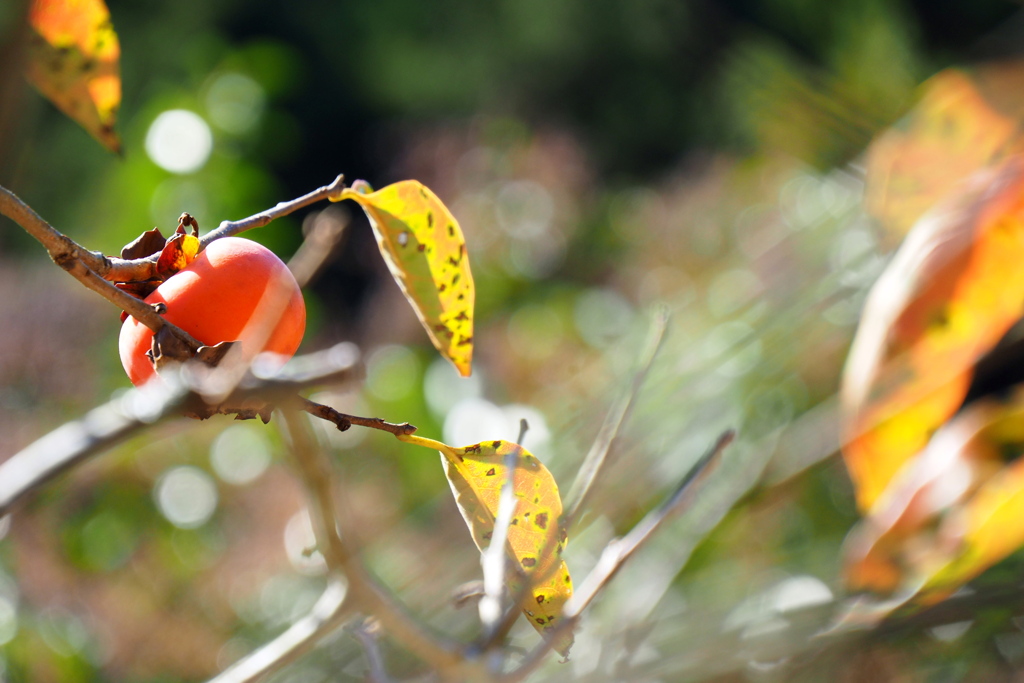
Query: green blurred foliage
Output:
[[2, 0, 1024, 681]]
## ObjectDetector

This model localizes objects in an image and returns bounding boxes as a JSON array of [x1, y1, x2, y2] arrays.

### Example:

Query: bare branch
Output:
[[1, 175, 346, 289], [563, 307, 670, 525], [0, 383, 186, 517], [0, 183, 112, 275], [201, 174, 346, 247], [299, 397, 417, 436], [0, 341, 359, 518], [0, 183, 205, 346], [208, 580, 352, 683]]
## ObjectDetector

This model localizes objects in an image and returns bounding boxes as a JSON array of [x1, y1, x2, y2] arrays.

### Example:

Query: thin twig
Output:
[[280, 409, 464, 673], [563, 307, 670, 525], [0, 175, 346, 287], [299, 397, 417, 436], [207, 580, 351, 683], [201, 174, 346, 247], [479, 441, 524, 631], [501, 429, 734, 682], [350, 619, 396, 683]]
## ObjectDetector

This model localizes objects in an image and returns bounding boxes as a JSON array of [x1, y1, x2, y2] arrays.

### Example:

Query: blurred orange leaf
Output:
[[400, 434, 573, 656], [842, 156, 1024, 516], [26, 0, 122, 153], [865, 63, 1024, 240], [337, 180, 475, 376], [845, 392, 1024, 600]]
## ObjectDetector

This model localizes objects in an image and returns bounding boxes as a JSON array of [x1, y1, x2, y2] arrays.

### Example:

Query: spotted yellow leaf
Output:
[[336, 181, 474, 376], [26, 0, 121, 153], [400, 434, 573, 656]]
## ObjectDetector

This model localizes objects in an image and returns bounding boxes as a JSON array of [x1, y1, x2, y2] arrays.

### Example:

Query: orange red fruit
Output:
[[119, 237, 305, 386]]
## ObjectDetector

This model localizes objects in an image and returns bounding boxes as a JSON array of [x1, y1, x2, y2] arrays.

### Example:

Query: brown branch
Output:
[[0, 183, 204, 348], [0, 341, 359, 518], [200, 174, 346, 247], [1, 175, 346, 288], [279, 409, 464, 673], [298, 397, 417, 436]]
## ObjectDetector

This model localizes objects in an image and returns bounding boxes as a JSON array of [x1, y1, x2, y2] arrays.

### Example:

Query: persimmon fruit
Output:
[[119, 236, 306, 386]]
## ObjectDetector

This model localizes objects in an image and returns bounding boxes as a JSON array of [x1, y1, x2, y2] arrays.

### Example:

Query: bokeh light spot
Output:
[[210, 423, 272, 486], [154, 466, 218, 529], [424, 357, 482, 419], [145, 110, 213, 174], [366, 345, 419, 402], [206, 72, 266, 135]]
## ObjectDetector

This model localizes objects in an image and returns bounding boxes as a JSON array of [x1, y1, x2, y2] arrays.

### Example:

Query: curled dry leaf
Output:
[[335, 180, 474, 376], [842, 155, 1024, 595], [156, 233, 200, 280], [399, 434, 574, 656], [120, 227, 166, 260], [26, 0, 122, 153]]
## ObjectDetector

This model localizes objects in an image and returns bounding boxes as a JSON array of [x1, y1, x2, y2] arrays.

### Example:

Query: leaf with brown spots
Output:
[[334, 180, 475, 376], [26, 0, 121, 153], [399, 434, 573, 655]]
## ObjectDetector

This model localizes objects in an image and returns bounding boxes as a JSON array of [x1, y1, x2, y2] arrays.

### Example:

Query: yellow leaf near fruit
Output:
[[336, 181, 474, 376]]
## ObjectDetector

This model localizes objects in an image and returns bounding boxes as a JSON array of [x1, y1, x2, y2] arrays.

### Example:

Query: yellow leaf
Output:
[[26, 0, 122, 153], [400, 434, 573, 656], [336, 181, 474, 376]]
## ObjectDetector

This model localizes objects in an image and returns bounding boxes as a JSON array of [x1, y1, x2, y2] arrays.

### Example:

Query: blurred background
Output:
[[2, 0, 1024, 681]]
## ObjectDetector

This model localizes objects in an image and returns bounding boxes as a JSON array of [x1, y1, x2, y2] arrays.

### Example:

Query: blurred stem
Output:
[[563, 307, 670, 526], [207, 579, 351, 683], [502, 429, 733, 681], [280, 410, 464, 673]]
